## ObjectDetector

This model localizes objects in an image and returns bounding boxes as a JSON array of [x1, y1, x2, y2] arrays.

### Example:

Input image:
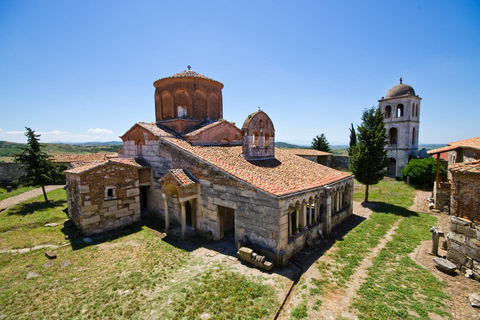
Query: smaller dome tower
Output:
[[378, 77, 422, 176], [242, 110, 275, 160]]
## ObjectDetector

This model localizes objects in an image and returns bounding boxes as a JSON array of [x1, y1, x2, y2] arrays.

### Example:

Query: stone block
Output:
[[213, 184, 226, 192], [83, 201, 92, 206], [466, 246, 480, 262], [79, 185, 90, 193], [451, 215, 471, 227], [447, 247, 467, 265], [468, 238, 480, 250], [127, 188, 140, 197], [82, 204, 99, 212], [102, 200, 118, 208], [115, 210, 132, 218], [82, 215, 100, 225], [458, 225, 477, 238], [120, 216, 132, 226], [448, 232, 465, 245], [129, 202, 141, 211]]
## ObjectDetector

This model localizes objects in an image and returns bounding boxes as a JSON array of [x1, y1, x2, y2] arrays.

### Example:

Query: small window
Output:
[[385, 105, 392, 118], [396, 104, 404, 117], [105, 186, 116, 200]]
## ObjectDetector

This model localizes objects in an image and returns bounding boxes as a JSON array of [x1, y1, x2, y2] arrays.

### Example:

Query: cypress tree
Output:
[[350, 107, 389, 202]]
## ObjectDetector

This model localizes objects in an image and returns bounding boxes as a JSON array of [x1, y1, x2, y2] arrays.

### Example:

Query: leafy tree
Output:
[[401, 157, 447, 186], [347, 123, 357, 157], [13, 128, 63, 203], [311, 133, 331, 152], [350, 107, 389, 202]]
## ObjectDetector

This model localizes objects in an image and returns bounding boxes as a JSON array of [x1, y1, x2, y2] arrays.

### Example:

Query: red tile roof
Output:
[[53, 153, 117, 163], [137, 122, 351, 197], [167, 169, 198, 187], [184, 120, 234, 137], [428, 136, 480, 155], [449, 160, 480, 175], [284, 148, 333, 156], [65, 158, 149, 175]]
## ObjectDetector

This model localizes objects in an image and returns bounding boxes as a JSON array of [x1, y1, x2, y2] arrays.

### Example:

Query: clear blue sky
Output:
[[1, 0, 479, 145]]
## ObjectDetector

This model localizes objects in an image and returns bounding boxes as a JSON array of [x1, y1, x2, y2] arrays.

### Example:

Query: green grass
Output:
[[0, 186, 37, 201], [303, 178, 450, 319], [0, 189, 282, 319]]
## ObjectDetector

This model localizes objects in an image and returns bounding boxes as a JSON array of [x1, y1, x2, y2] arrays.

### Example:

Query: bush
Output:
[[401, 157, 447, 186]]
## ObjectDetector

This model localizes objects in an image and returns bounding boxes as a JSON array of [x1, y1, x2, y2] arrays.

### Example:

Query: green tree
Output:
[[347, 123, 357, 156], [350, 107, 389, 202], [14, 128, 63, 203], [401, 157, 447, 186], [311, 133, 331, 152]]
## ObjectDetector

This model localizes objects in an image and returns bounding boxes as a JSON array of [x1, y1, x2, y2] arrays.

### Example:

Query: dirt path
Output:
[[408, 190, 480, 320], [0, 185, 64, 212]]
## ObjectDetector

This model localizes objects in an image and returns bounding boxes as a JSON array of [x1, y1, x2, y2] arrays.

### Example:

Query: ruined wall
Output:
[[65, 164, 141, 235], [333, 156, 349, 170], [0, 162, 25, 183], [447, 216, 480, 280], [451, 172, 480, 223]]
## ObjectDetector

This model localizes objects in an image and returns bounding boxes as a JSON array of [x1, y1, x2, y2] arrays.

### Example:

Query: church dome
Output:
[[385, 79, 415, 98]]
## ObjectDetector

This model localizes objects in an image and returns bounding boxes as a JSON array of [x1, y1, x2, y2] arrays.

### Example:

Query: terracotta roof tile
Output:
[[169, 169, 198, 187], [138, 122, 351, 197], [428, 136, 480, 155], [65, 158, 150, 175], [53, 153, 117, 162], [184, 120, 224, 137], [284, 148, 333, 156], [449, 160, 480, 175]]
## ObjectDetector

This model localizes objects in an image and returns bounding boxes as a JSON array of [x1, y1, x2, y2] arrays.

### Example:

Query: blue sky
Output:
[[1, 1, 479, 145]]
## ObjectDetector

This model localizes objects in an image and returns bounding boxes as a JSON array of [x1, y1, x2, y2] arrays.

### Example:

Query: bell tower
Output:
[[378, 78, 421, 176]]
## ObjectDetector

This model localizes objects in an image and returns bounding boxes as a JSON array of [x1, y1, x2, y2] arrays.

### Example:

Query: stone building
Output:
[[379, 78, 421, 176], [284, 149, 333, 167], [427, 136, 480, 210], [445, 161, 480, 278], [65, 68, 354, 266]]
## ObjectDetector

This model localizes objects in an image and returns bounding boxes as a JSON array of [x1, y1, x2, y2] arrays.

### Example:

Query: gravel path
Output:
[[0, 185, 65, 212]]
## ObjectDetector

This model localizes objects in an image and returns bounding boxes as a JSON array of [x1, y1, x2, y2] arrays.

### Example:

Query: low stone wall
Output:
[[0, 162, 24, 183], [333, 156, 349, 170], [447, 216, 480, 280]]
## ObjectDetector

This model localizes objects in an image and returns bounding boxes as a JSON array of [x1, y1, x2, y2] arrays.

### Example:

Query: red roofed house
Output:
[[65, 68, 354, 266], [427, 136, 480, 210]]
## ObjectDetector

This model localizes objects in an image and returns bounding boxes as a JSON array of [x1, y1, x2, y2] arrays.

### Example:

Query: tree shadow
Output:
[[6, 199, 66, 216]]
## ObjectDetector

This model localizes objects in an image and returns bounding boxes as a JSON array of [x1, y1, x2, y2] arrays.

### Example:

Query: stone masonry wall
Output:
[[65, 164, 141, 236], [447, 216, 480, 280], [0, 162, 25, 183], [451, 172, 480, 223]]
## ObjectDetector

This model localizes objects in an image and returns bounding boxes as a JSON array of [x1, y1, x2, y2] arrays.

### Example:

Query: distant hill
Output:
[[0, 141, 122, 157], [275, 142, 309, 149]]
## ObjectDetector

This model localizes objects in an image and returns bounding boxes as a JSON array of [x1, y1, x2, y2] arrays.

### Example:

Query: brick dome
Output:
[[385, 83, 416, 99]]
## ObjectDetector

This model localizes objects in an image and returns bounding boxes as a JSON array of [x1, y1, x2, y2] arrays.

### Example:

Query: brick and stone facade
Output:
[[66, 69, 354, 266]]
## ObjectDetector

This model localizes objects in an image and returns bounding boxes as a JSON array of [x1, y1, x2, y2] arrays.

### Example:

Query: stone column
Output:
[[181, 201, 186, 238], [325, 188, 332, 234], [302, 202, 307, 228], [288, 208, 293, 235], [163, 196, 170, 230]]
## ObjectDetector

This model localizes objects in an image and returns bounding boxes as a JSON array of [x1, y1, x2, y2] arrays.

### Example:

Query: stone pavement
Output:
[[0, 185, 65, 212]]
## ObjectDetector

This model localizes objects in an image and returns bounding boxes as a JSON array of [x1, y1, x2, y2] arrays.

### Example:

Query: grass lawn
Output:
[[0, 186, 37, 201], [0, 189, 282, 319], [290, 178, 450, 319]]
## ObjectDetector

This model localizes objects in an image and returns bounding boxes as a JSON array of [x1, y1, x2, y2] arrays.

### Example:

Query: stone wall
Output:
[[447, 216, 480, 280], [451, 171, 480, 223], [0, 162, 24, 183], [65, 163, 141, 235], [333, 156, 349, 170]]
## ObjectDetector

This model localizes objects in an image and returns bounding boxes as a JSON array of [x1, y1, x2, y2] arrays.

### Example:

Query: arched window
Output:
[[412, 127, 416, 144], [396, 104, 404, 117], [416, 104, 419, 117], [412, 103, 415, 116], [264, 133, 270, 146], [387, 158, 396, 176], [385, 105, 392, 118], [136, 140, 143, 156], [253, 132, 259, 147], [389, 128, 398, 144]]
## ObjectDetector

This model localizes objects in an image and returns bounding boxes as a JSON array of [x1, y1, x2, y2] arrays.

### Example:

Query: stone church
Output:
[[379, 78, 421, 176], [65, 68, 354, 266]]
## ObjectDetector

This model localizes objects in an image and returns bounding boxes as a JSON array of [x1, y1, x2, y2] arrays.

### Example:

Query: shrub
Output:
[[401, 157, 447, 186]]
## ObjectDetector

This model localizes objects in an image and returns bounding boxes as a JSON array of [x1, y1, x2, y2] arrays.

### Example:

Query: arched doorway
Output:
[[387, 158, 396, 176], [185, 201, 194, 228]]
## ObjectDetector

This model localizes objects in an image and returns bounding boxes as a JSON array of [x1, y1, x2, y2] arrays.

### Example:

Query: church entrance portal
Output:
[[387, 158, 397, 176], [218, 205, 235, 241]]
